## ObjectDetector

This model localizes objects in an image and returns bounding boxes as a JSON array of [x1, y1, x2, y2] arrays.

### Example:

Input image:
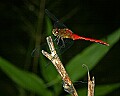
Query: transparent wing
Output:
[[56, 38, 74, 54], [31, 39, 74, 57], [45, 9, 67, 28]]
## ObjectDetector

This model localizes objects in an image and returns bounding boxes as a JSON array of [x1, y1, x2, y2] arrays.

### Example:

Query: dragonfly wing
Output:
[[31, 42, 51, 57], [56, 38, 74, 55], [45, 9, 59, 22], [31, 47, 40, 57], [54, 21, 67, 28], [45, 9, 67, 28]]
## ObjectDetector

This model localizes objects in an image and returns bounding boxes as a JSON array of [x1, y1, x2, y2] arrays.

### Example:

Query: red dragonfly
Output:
[[45, 9, 109, 46]]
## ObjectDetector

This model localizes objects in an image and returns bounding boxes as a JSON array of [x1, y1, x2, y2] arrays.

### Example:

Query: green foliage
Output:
[[0, 57, 52, 96]]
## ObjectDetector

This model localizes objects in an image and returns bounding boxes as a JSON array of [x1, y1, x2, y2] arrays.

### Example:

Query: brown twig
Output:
[[82, 64, 95, 96], [42, 36, 78, 96]]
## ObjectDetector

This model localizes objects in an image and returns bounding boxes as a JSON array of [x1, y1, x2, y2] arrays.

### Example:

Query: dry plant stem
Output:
[[88, 74, 95, 96], [42, 36, 78, 96], [82, 64, 95, 96]]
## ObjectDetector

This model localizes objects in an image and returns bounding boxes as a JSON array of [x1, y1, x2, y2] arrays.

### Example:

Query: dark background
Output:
[[0, 0, 120, 96]]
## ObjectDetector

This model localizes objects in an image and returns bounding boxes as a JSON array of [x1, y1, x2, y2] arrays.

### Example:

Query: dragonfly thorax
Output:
[[52, 28, 72, 39]]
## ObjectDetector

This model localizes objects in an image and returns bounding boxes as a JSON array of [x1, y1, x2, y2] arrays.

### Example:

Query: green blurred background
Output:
[[0, 0, 120, 96]]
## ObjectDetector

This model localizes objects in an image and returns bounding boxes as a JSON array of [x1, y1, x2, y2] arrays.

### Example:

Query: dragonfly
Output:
[[32, 9, 109, 57], [45, 9, 109, 46]]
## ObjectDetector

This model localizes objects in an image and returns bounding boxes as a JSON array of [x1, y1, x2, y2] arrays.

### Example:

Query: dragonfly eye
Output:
[[52, 29, 58, 36]]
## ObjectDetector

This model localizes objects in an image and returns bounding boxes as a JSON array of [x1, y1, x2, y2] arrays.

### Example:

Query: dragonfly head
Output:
[[52, 29, 59, 37]]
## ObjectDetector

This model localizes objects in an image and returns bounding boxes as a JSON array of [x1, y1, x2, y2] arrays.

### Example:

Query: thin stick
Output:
[[82, 64, 95, 96], [88, 76, 95, 96], [42, 36, 78, 96]]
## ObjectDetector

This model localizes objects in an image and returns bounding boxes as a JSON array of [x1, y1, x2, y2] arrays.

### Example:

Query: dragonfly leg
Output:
[[54, 35, 61, 45], [61, 38, 65, 48], [57, 36, 61, 45], [54, 36, 65, 48]]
